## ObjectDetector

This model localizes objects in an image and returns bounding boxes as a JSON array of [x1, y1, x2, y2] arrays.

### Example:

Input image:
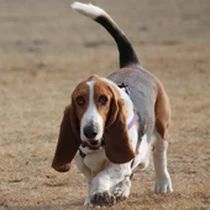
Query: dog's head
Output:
[[52, 75, 135, 172]]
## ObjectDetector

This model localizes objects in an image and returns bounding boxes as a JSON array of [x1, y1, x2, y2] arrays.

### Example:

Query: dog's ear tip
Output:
[[106, 149, 135, 164], [51, 163, 71, 173]]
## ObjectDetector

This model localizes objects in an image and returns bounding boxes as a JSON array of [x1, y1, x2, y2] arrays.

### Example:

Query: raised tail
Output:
[[71, 2, 140, 68]]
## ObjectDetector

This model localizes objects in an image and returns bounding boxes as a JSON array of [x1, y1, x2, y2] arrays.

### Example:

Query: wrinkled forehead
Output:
[[72, 76, 112, 98]]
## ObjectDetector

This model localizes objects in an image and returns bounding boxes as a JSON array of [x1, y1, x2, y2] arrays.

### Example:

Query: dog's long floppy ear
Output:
[[52, 105, 80, 172], [104, 89, 135, 164]]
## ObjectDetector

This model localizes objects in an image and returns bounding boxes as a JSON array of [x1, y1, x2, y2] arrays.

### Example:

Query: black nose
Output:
[[83, 125, 98, 139]]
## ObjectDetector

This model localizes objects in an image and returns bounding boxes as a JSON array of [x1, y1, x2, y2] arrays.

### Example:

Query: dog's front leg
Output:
[[87, 163, 132, 207]]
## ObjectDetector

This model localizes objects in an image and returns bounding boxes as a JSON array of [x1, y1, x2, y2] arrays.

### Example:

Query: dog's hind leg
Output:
[[153, 131, 173, 193], [153, 81, 173, 193]]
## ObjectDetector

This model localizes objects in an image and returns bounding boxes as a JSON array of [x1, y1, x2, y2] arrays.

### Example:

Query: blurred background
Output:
[[0, 0, 209, 56], [0, 0, 210, 209]]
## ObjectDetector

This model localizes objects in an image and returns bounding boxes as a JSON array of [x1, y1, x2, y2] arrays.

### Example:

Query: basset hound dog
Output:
[[52, 2, 173, 208]]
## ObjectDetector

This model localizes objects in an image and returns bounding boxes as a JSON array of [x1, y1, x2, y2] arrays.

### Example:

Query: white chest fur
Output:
[[75, 148, 108, 179], [84, 149, 108, 174]]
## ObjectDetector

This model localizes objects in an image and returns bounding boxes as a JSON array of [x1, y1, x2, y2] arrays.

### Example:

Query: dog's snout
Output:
[[84, 125, 98, 139]]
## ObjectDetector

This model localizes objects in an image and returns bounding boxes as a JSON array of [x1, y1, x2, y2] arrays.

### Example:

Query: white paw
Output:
[[155, 175, 173, 193], [89, 191, 116, 207], [112, 186, 129, 201], [112, 178, 131, 201]]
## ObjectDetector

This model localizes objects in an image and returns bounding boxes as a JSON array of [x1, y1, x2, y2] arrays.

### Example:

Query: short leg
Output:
[[89, 163, 131, 207], [153, 82, 173, 193], [153, 131, 173, 193], [84, 183, 92, 207]]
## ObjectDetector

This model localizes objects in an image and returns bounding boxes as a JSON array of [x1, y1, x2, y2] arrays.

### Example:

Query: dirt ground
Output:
[[0, 0, 210, 209]]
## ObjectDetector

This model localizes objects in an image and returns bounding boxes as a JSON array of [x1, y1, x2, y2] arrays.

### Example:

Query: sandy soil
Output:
[[0, 0, 210, 209]]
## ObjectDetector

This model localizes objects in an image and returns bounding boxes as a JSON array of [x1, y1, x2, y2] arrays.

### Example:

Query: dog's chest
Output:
[[83, 150, 108, 175]]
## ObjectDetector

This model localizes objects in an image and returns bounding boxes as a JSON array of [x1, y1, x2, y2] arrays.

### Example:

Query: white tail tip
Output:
[[71, 2, 106, 19]]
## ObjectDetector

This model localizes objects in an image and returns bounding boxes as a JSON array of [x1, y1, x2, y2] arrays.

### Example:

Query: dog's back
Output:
[[108, 67, 156, 139]]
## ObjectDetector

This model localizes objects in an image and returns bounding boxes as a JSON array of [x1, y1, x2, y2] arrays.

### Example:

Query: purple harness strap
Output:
[[127, 113, 138, 130]]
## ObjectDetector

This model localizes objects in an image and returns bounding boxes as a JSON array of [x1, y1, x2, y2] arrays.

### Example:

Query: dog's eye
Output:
[[98, 95, 108, 105], [76, 96, 85, 106]]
